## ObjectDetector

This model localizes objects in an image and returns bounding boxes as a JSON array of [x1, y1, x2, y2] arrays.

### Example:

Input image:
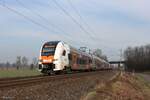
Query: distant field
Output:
[[0, 68, 41, 78]]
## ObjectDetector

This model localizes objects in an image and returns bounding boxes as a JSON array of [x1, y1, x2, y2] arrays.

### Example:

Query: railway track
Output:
[[0, 70, 117, 89]]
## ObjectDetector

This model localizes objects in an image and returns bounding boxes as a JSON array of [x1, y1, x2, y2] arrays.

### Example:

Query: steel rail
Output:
[[0, 70, 116, 89]]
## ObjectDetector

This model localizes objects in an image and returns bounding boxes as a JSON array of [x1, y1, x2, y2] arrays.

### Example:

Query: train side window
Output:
[[62, 50, 66, 56], [80, 59, 82, 64]]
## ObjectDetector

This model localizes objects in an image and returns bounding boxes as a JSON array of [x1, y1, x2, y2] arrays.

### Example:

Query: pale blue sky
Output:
[[0, 0, 150, 63]]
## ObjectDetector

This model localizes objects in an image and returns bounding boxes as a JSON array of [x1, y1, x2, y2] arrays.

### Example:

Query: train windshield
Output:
[[41, 41, 59, 56]]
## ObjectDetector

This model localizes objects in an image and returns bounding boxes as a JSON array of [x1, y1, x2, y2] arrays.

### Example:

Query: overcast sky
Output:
[[0, 0, 150, 63]]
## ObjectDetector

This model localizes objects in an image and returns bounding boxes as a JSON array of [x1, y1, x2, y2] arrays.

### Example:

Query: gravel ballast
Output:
[[0, 71, 117, 100]]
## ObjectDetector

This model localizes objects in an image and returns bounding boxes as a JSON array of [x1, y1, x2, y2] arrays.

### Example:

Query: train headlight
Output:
[[49, 59, 52, 62]]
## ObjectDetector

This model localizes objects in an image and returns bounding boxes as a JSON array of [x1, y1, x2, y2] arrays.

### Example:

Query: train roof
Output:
[[92, 55, 109, 63], [43, 41, 108, 62], [69, 46, 92, 57], [45, 41, 60, 45]]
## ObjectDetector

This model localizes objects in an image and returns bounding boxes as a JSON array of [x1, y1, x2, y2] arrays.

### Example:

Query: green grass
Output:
[[0, 68, 41, 78]]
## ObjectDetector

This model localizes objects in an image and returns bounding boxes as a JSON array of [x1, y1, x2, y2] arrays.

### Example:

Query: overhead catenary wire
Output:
[[14, 0, 87, 46], [51, 0, 111, 51], [66, 0, 116, 51], [0, 2, 78, 43], [0, 0, 55, 32], [15, 0, 52, 25], [0, 0, 112, 51], [41, 0, 91, 46], [15, 0, 72, 37], [2, 5, 52, 32], [66, 0, 96, 34], [48, 0, 113, 48], [66, 0, 112, 49], [0, 1, 89, 48], [52, 0, 96, 41]]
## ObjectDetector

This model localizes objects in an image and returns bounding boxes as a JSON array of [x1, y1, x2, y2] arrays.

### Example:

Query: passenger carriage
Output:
[[38, 41, 111, 74]]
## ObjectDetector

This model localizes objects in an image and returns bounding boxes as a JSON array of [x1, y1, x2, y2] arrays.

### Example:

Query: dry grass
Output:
[[82, 72, 150, 100]]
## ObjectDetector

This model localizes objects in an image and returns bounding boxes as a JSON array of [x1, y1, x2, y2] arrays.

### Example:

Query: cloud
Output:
[[0, 0, 150, 62]]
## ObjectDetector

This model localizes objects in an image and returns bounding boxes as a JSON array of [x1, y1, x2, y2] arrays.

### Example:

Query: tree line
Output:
[[0, 48, 108, 70], [0, 56, 38, 70], [124, 44, 150, 71]]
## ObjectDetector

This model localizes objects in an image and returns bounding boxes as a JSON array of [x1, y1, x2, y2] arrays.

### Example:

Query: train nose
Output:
[[41, 56, 54, 63]]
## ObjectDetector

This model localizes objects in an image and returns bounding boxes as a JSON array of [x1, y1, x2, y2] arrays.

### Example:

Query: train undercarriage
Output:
[[39, 64, 72, 75]]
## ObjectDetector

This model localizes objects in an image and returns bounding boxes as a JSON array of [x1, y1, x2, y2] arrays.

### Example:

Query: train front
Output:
[[38, 41, 59, 74]]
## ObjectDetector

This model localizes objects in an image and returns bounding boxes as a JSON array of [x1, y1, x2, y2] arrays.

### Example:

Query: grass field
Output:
[[0, 68, 41, 78]]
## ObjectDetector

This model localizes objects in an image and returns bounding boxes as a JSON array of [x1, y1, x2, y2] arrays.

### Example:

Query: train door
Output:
[[68, 53, 72, 67], [60, 43, 70, 70], [72, 53, 78, 70]]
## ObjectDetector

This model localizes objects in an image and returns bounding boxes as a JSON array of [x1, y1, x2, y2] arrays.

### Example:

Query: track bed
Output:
[[0, 70, 118, 100]]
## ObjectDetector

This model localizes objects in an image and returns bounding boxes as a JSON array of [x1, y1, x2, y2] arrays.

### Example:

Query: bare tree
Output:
[[30, 57, 38, 70], [6, 61, 10, 70], [124, 44, 150, 71], [32, 57, 38, 67], [16, 56, 21, 70], [22, 56, 28, 68]]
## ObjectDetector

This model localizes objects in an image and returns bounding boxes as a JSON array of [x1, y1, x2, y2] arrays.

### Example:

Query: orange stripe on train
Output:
[[40, 56, 54, 63]]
